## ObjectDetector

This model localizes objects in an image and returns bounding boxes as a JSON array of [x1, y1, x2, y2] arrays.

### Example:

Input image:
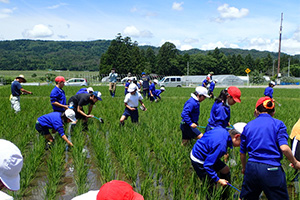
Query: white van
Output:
[[159, 76, 182, 87]]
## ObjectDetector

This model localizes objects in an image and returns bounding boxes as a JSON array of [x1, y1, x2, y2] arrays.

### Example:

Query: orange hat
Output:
[[54, 76, 66, 83], [97, 180, 144, 200], [227, 86, 241, 103], [255, 97, 274, 109]]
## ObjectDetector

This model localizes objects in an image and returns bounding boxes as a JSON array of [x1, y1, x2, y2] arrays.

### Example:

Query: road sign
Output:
[[245, 68, 251, 74]]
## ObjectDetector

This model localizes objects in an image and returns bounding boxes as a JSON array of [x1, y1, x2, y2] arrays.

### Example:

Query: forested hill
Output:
[[0, 39, 299, 71]]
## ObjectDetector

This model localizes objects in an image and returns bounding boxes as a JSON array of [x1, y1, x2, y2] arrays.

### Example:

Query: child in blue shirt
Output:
[[240, 97, 300, 200], [153, 87, 165, 102], [191, 123, 246, 199], [50, 76, 68, 112], [180, 86, 209, 145], [35, 109, 76, 149], [264, 81, 275, 101], [205, 86, 241, 132]]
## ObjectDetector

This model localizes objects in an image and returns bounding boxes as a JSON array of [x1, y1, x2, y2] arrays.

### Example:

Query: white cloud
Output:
[[123, 25, 153, 38], [181, 44, 194, 50], [184, 38, 199, 44], [47, 3, 68, 9], [0, 8, 15, 18], [0, 0, 9, 3], [215, 4, 249, 22], [201, 41, 226, 50], [22, 24, 54, 38], [172, 2, 184, 11]]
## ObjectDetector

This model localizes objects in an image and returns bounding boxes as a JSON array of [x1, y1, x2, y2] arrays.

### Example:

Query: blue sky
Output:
[[1, 0, 300, 55]]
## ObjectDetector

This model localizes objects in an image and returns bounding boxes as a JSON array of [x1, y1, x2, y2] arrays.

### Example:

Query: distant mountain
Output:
[[0, 39, 298, 71]]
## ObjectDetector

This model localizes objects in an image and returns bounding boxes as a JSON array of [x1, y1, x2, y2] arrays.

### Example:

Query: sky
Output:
[[1, 0, 300, 55]]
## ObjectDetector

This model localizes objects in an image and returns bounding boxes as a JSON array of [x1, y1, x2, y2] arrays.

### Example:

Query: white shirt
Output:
[[0, 191, 13, 200], [71, 190, 99, 200], [124, 92, 143, 108]]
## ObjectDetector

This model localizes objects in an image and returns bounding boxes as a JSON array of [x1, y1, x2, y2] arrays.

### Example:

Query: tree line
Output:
[[0, 36, 300, 77]]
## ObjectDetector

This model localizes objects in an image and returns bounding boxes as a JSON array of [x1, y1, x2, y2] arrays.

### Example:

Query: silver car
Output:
[[65, 78, 88, 86]]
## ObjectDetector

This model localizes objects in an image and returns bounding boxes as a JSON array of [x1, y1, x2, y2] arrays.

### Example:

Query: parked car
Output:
[[159, 76, 182, 87], [65, 78, 88, 86]]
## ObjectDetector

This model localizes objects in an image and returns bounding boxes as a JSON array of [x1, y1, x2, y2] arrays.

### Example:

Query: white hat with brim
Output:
[[87, 87, 94, 93], [65, 109, 76, 122], [128, 84, 137, 92], [93, 91, 102, 101], [153, 79, 158, 84], [195, 86, 210, 98], [0, 139, 23, 191], [16, 74, 26, 83], [233, 122, 247, 134], [270, 81, 276, 85]]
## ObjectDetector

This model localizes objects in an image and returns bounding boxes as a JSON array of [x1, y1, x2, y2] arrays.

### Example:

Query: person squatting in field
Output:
[[180, 86, 210, 146], [0, 139, 23, 200], [35, 109, 76, 149], [208, 80, 217, 99], [50, 76, 69, 113], [124, 78, 133, 95], [120, 84, 146, 126], [239, 97, 300, 200], [190, 123, 246, 200], [153, 87, 165, 102], [76, 87, 94, 95], [149, 79, 159, 102], [202, 76, 210, 88], [264, 81, 276, 101], [10, 74, 32, 114], [68, 91, 102, 131], [205, 86, 241, 133], [290, 117, 300, 193]]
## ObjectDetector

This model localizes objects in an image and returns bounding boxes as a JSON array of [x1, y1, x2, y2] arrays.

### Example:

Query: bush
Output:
[[249, 70, 265, 84]]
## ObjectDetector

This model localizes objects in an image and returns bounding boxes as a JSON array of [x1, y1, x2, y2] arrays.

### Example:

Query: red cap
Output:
[[256, 97, 274, 109], [227, 86, 241, 103], [97, 180, 144, 200], [54, 76, 66, 83]]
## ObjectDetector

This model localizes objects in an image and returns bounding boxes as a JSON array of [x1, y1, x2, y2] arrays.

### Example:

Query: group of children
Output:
[[8, 73, 300, 199], [181, 82, 300, 199]]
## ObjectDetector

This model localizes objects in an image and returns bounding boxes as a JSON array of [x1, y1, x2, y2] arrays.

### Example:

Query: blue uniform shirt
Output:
[[153, 89, 162, 99], [264, 86, 273, 98], [209, 81, 215, 92], [37, 112, 65, 137], [11, 80, 22, 96], [207, 101, 230, 128], [202, 79, 209, 87], [50, 86, 66, 112], [76, 88, 88, 95], [240, 113, 288, 166], [124, 82, 130, 95], [192, 127, 233, 182], [149, 83, 156, 96], [181, 94, 200, 126], [141, 76, 150, 89]]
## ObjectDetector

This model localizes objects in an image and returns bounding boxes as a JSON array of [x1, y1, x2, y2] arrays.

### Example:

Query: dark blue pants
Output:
[[240, 161, 288, 200], [180, 123, 201, 140]]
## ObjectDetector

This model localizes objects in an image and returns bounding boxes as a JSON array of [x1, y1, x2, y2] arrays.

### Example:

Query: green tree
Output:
[[156, 42, 178, 75]]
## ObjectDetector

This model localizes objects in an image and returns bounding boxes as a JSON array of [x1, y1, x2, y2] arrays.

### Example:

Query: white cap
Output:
[[128, 83, 137, 92], [87, 87, 94, 93], [270, 81, 276, 85], [139, 80, 143, 84], [233, 122, 247, 134], [0, 139, 23, 191], [195, 86, 209, 98], [160, 87, 165, 91], [153, 79, 158, 84], [93, 91, 102, 101], [214, 79, 218, 83], [65, 109, 76, 122]]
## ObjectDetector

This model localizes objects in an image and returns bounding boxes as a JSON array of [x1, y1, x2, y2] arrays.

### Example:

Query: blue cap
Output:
[[141, 72, 146, 75], [93, 91, 102, 101]]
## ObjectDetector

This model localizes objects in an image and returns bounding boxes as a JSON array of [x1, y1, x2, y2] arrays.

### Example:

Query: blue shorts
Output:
[[191, 159, 226, 184], [35, 122, 50, 136], [180, 123, 201, 140], [122, 107, 139, 123], [240, 161, 288, 200]]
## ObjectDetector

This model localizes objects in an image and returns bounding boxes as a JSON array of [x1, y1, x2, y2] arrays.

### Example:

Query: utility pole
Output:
[[277, 13, 283, 82]]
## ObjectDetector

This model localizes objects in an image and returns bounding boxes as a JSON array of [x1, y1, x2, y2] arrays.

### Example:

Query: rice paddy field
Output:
[[0, 84, 300, 200]]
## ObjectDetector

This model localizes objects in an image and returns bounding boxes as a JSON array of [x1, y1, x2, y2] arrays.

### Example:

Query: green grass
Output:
[[0, 85, 299, 199]]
